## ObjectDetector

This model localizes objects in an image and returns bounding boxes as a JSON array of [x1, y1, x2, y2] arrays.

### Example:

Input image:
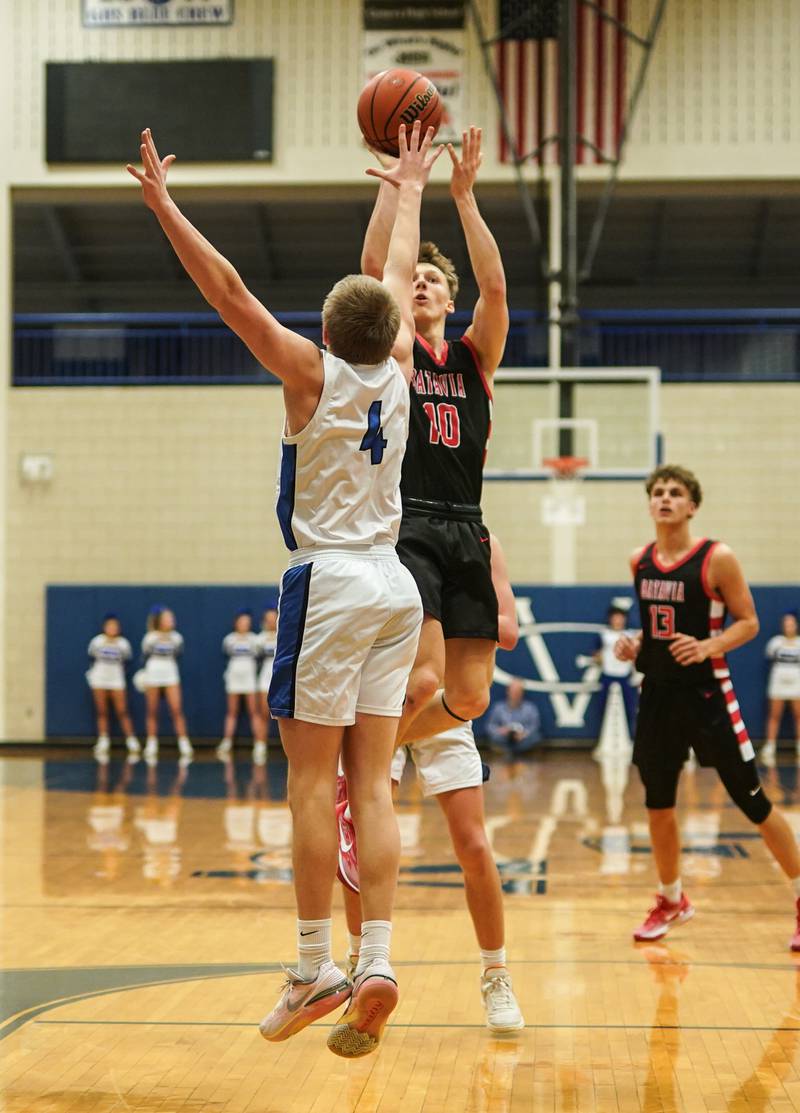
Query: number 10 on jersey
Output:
[[422, 402, 461, 447]]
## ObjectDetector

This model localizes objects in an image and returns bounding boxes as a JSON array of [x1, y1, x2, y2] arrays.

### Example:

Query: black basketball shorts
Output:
[[396, 513, 499, 641], [633, 679, 772, 824]]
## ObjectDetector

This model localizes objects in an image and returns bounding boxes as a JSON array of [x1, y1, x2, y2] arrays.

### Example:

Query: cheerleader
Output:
[[760, 612, 800, 766], [86, 614, 140, 762], [216, 609, 267, 764], [141, 606, 193, 762], [256, 606, 278, 730]]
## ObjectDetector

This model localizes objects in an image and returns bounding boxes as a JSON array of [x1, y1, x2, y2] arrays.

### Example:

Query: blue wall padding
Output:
[[45, 583, 800, 741]]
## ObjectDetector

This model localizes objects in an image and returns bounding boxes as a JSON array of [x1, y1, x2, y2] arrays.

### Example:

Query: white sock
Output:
[[146, 736, 158, 745], [659, 878, 682, 904], [96, 734, 109, 744], [480, 946, 506, 972], [126, 735, 138, 745], [791, 877, 800, 900], [356, 920, 392, 973], [297, 918, 332, 980], [348, 932, 361, 958]]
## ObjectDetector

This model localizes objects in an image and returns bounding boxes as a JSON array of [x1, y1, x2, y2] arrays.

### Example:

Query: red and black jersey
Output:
[[401, 333, 492, 509], [634, 538, 728, 686]]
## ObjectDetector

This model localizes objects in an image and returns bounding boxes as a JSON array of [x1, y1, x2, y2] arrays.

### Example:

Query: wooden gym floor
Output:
[[3, 745, 800, 1112]]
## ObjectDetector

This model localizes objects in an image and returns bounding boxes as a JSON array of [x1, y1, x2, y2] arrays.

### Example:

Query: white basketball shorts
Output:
[[391, 720, 483, 797], [269, 547, 422, 727]]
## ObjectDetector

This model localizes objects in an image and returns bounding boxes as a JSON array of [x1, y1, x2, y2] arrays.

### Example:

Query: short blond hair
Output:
[[418, 241, 459, 301], [322, 275, 401, 364]]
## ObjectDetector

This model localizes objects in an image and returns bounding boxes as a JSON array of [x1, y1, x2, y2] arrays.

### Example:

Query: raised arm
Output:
[[449, 127, 509, 378], [366, 122, 443, 377], [490, 532, 519, 650], [127, 129, 321, 398], [361, 151, 399, 279]]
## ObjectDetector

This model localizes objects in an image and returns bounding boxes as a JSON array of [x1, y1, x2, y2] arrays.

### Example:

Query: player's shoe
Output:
[[480, 968, 525, 1033], [326, 959, 398, 1058], [633, 892, 695, 941], [93, 736, 110, 762], [790, 899, 800, 953], [177, 736, 194, 759], [336, 799, 360, 894], [253, 741, 267, 766], [344, 952, 359, 981], [125, 736, 141, 755], [760, 741, 776, 767], [258, 961, 352, 1043], [335, 772, 348, 807], [144, 737, 159, 764], [216, 738, 233, 760]]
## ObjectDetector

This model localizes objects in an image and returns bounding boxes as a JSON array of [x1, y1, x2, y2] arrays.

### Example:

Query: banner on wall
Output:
[[83, 0, 234, 26], [363, 1, 465, 146]]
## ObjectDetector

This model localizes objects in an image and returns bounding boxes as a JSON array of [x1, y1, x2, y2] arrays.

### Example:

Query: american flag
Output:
[[497, 0, 627, 166]]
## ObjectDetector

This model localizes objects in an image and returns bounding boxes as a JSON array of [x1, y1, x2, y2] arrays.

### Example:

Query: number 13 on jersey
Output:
[[650, 605, 676, 639]]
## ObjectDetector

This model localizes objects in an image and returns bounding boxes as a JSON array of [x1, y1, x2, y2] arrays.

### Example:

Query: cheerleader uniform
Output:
[[87, 635, 132, 691], [142, 631, 183, 688], [767, 637, 800, 700], [223, 632, 261, 695]]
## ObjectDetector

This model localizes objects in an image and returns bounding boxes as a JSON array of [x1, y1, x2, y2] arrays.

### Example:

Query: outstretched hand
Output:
[[365, 121, 443, 190], [126, 128, 176, 211], [447, 125, 483, 199]]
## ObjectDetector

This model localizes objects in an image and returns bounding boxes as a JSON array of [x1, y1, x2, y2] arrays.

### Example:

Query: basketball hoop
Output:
[[542, 456, 589, 479]]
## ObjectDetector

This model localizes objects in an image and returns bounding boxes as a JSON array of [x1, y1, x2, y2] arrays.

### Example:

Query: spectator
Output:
[[86, 613, 140, 762], [486, 679, 541, 758], [593, 605, 639, 735], [760, 612, 800, 767]]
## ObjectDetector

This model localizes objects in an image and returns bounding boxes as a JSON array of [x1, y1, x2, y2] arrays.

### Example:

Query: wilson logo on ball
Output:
[[400, 85, 436, 126]]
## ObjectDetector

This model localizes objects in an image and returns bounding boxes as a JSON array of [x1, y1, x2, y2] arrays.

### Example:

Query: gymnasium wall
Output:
[[5, 380, 798, 740], [44, 583, 800, 743], [2, 0, 799, 189]]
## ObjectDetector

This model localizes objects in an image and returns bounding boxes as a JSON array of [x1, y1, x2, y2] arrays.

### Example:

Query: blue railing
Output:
[[13, 309, 800, 385]]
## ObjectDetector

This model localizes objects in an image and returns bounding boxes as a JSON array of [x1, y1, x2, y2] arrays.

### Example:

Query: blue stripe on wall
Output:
[[269, 564, 313, 719], [45, 583, 800, 740], [276, 444, 298, 551]]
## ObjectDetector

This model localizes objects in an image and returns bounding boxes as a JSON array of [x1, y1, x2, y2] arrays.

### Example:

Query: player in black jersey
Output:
[[361, 126, 508, 744], [616, 465, 800, 949]]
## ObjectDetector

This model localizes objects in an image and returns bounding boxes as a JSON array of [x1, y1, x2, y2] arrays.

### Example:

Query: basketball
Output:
[[357, 68, 443, 158]]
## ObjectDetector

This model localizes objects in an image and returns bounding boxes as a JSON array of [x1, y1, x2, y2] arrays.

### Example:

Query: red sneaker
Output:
[[633, 892, 695, 942], [336, 772, 348, 808], [790, 898, 800, 952], [336, 798, 360, 894]]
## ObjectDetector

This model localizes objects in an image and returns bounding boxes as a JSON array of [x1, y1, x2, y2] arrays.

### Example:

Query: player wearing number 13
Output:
[[127, 122, 442, 1055], [615, 464, 800, 948]]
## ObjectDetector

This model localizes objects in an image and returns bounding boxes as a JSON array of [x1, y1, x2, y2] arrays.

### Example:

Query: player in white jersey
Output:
[[592, 605, 639, 734], [140, 606, 193, 763], [760, 612, 800, 766], [338, 534, 525, 1033], [128, 120, 441, 1057], [256, 607, 278, 730], [86, 613, 140, 762], [217, 609, 267, 765]]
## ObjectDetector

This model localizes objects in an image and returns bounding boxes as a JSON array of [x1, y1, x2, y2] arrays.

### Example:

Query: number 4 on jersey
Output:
[[360, 400, 388, 465]]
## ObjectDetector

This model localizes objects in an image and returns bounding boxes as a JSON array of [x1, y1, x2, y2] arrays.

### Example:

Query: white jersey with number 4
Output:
[[275, 351, 409, 552]]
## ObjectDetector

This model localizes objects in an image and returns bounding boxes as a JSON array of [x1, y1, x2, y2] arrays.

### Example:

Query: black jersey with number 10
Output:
[[400, 334, 492, 507]]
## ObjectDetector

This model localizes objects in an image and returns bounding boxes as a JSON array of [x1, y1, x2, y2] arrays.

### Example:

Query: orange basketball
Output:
[[358, 68, 443, 158]]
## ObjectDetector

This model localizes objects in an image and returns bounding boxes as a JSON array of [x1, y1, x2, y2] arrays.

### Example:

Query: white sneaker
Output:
[[259, 961, 351, 1042], [344, 952, 359, 981], [253, 741, 267, 766], [327, 959, 398, 1058], [683, 748, 697, 772], [144, 737, 159, 764], [93, 736, 110, 761], [177, 736, 194, 758], [481, 968, 525, 1033], [126, 736, 141, 755], [760, 741, 776, 767], [216, 738, 233, 759]]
